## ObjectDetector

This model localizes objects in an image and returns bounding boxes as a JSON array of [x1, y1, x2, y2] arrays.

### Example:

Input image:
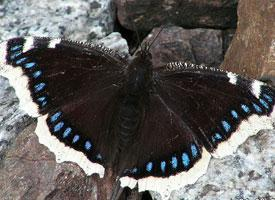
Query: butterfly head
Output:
[[126, 48, 153, 96]]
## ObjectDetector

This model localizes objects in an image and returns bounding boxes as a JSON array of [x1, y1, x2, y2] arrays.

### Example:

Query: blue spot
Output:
[[63, 127, 72, 138], [50, 111, 62, 122], [41, 101, 47, 107], [146, 162, 153, 172], [241, 104, 250, 113], [85, 141, 92, 150], [231, 110, 238, 119], [37, 96, 46, 102], [253, 103, 262, 113], [10, 45, 22, 51], [10, 52, 21, 60], [24, 62, 36, 69], [33, 70, 42, 78], [54, 121, 64, 132], [34, 82, 46, 92], [222, 120, 231, 133], [72, 135, 80, 143], [260, 99, 269, 109], [191, 144, 198, 157], [263, 94, 273, 102], [131, 168, 138, 174], [15, 57, 27, 65], [171, 156, 178, 169], [214, 133, 222, 140], [96, 154, 102, 160], [37, 98, 47, 107], [160, 161, 166, 173], [182, 153, 190, 167]]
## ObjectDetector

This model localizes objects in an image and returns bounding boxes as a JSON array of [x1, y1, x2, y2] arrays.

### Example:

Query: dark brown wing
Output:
[[120, 62, 275, 196], [0, 37, 128, 176]]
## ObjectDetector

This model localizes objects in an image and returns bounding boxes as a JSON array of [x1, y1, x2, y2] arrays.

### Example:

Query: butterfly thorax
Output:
[[112, 51, 153, 162]]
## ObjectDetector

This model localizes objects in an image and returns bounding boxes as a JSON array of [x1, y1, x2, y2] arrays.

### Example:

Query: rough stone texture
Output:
[[0, 78, 33, 156], [0, 124, 101, 200], [116, 0, 238, 31], [221, 0, 275, 84], [143, 26, 224, 67], [0, 0, 115, 41]]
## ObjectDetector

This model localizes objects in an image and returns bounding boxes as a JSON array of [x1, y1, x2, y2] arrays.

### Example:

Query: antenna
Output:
[[147, 26, 165, 51], [125, 0, 142, 53]]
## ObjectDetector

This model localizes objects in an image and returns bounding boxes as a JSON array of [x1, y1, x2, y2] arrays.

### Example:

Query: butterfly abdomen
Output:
[[116, 96, 143, 151]]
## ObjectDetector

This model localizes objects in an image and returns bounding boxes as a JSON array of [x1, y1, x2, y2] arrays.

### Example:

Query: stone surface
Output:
[[116, 0, 238, 31], [221, 0, 275, 84], [143, 26, 224, 67], [0, 78, 33, 157], [0, 0, 114, 41]]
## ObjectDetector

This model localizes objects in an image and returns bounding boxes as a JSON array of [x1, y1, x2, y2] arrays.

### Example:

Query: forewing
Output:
[[0, 37, 128, 177]]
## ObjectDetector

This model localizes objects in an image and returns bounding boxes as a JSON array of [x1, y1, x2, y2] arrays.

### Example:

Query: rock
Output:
[[221, 0, 275, 84], [0, 0, 115, 41], [0, 124, 100, 199], [0, 78, 33, 157], [142, 26, 224, 67], [170, 130, 275, 200], [116, 0, 238, 31]]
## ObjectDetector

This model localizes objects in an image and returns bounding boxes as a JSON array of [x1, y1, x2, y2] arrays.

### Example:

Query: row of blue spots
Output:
[[222, 120, 231, 133], [241, 104, 250, 113], [49, 112, 94, 153], [34, 82, 46, 92], [37, 96, 47, 107], [263, 94, 273, 103]]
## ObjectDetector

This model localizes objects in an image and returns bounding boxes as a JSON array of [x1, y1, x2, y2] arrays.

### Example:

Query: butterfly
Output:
[[0, 37, 274, 200]]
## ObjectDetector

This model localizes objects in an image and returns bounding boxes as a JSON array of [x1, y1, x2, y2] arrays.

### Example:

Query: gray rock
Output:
[[116, 0, 238, 31], [0, 0, 115, 41], [170, 130, 275, 200], [0, 78, 33, 157], [143, 26, 224, 67]]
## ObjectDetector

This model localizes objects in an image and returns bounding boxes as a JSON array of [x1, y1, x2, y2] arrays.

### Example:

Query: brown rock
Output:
[[142, 26, 224, 67], [221, 0, 275, 84], [0, 123, 116, 200], [116, 0, 238, 31]]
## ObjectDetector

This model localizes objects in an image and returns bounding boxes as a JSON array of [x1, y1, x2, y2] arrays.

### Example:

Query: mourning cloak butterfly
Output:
[[0, 37, 274, 199]]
